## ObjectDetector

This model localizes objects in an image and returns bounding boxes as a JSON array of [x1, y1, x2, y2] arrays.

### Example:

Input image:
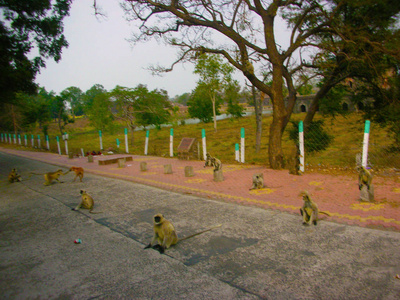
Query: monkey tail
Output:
[[178, 224, 222, 242], [320, 211, 331, 216]]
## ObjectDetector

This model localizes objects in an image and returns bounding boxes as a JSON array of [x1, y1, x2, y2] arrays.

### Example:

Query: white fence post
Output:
[[235, 143, 240, 161], [299, 121, 305, 173], [124, 128, 129, 153], [202, 129, 207, 160], [362, 120, 371, 168], [169, 128, 174, 157], [144, 130, 149, 155], [56, 136, 61, 155], [240, 127, 245, 163]]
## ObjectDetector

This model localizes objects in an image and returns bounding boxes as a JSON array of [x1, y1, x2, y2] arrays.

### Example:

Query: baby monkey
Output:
[[8, 168, 22, 183], [72, 190, 101, 214], [300, 190, 330, 226], [144, 213, 222, 254]]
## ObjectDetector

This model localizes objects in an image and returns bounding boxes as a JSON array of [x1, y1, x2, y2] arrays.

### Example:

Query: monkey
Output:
[[72, 190, 102, 213], [356, 166, 374, 202], [29, 169, 66, 186], [68, 166, 84, 182], [144, 213, 222, 254], [211, 157, 222, 172], [204, 153, 213, 167], [299, 190, 330, 226], [249, 173, 264, 190], [356, 166, 373, 190], [8, 168, 22, 183], [204, 153, 222, 172]]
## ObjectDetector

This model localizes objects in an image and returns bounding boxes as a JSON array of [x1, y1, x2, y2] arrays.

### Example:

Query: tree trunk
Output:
[[303, 80, 335, 130], [253, 86, 262, 153], [212, 94, 217, 132], [11, 105, 17, 134], [268, 66, 286, 169]]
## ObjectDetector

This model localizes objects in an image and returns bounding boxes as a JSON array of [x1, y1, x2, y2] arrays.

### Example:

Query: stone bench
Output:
[[98, 156, 133, 166]]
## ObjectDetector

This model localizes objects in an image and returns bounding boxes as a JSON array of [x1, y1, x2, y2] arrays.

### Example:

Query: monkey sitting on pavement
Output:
[[299, 190, 330, 226], [144, 213, 222, 254], [8, 168, 22, 183], [356, 166, 374, 202], [72, 190, 102, 214], [29, 169, 66, 186], [249, 173, 264, 190], [204, 153, 222, 172]]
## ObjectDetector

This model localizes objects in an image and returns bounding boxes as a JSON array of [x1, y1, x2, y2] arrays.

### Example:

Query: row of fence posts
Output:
[[1, 121, 371, 171], [297, 119, 371, 170]]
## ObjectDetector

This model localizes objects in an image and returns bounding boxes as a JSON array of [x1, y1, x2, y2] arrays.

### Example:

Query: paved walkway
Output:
[[1, 146, 400, 231]]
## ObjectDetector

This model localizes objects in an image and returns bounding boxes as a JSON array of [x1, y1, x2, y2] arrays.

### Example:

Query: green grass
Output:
[[3, 112, 399, 170]]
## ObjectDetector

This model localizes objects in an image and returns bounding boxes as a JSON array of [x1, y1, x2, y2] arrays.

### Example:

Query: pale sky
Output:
[[35, 0, 291, 98]]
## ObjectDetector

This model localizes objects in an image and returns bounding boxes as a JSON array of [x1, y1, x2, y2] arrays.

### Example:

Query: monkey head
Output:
[[80, 189, 86, 195], [153, 214, 164, 225], [299, 190, 310, 200]]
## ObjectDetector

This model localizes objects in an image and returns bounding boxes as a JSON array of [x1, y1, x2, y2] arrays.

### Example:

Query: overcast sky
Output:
[[35, 0, 291, 98], [35, 0, 200, 98]]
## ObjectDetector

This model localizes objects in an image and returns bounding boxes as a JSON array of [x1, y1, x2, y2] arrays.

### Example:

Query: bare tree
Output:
[[118, 0, 399, 169]]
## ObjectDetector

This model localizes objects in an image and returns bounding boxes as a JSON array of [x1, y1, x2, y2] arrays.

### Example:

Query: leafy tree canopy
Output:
[[0, 0, 71, 105]]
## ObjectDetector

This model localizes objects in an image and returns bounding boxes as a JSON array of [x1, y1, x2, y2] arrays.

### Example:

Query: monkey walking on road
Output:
[[67, 166, 84, 182], [144, 214, 222, 254], [29, 169, 66, 186]]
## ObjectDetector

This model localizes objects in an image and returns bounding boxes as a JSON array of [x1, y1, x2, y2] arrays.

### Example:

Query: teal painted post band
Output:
[[46, 135, 49, 141], [124, 128, 128, 135], [37, 134, 40, 140], [56, 136, 59, 142], [146, 130, 149, 138], [116, 138, 120, 146], [364, 120, 370, 133], [299, 121, 304, 132], [202, 129, 206, 138], [241, 127, 245, 138], [99, 130, 102, 137], [235, 143, 239, 151], [170, 128, 174, 136]]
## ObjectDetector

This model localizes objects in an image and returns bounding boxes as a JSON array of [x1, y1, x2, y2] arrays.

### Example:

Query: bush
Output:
[[289, 120, 333, 153]]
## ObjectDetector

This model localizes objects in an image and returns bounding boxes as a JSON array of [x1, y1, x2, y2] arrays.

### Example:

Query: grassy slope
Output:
[[9, 112, 397, 170]]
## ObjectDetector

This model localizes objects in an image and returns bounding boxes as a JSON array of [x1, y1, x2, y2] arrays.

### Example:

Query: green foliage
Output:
[[225, 80, 244, 118], [86, 93, 114, 133], [187, 83, 221, 123], [190, 53, 236, 126], [0, 0, 71, 105], [110, 84, 172, 130], [318, 84, 349, 117], [82, 84, 107, 114], [173, 93, 191, 105], [352, 71, 400, 145], [289, 120, 333, 153], [61, 86, 84, 117], [297, 84, 314, 96], [134, 87, 172, 129]]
